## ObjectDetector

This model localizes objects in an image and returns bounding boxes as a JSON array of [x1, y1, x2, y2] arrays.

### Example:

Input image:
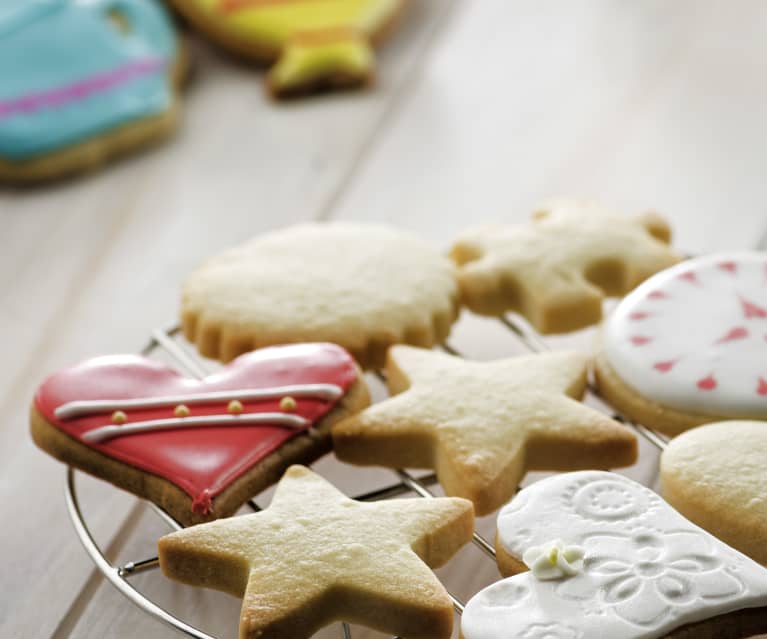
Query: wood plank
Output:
[[331, 0, 767, 251], [3, 0, 766, 636], [0, 2, 457, 637]]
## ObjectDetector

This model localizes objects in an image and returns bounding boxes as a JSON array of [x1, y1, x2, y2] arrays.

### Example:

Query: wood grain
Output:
[[0, 2, 456, 637], [1, 0, 766, 637]]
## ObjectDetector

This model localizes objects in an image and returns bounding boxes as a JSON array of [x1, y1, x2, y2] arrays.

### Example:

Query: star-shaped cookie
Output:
[[449, 199, 681, 333], [332, 346, 638, 515], [158, 465, 474, 639]]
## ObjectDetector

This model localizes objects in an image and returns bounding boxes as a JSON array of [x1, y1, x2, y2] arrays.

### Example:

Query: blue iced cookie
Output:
[[0, 0, 181, 181]]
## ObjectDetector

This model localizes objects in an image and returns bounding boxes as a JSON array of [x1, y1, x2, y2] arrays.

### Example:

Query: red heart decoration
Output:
[[697, 374, 717, 391], [653, 359, 677, 373], [35, 344, 357, 514], [715, 326, 749, 344], [741, 296, 767, 319]]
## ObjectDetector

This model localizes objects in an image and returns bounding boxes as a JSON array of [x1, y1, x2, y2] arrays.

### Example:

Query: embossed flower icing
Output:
[[557, 529, 745, 626], [521, 623, 582, 639], [565, 476, 655, 523], [523, 540, 585, 580]]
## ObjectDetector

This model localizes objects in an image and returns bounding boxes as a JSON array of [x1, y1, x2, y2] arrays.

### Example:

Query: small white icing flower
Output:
[[523, 540, 585, 580]]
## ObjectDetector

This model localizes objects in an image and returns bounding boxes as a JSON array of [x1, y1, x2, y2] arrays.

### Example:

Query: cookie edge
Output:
[[30, 367, 370, 527]]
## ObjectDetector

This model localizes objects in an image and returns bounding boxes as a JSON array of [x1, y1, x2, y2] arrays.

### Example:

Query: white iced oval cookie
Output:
[[603, 252, 767, 418], [463, 471, 767, 639]]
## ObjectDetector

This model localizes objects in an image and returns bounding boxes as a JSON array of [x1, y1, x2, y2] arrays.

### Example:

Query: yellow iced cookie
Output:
[[169, 0, 406, 97]]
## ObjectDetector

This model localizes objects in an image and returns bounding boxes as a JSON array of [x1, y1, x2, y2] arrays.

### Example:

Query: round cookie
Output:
[[661, 420, 767, 565], [181, 223, 460, 369], [594, 252, 767, 435], [0, 0, 184, 182], [166, 0, 407, 98]]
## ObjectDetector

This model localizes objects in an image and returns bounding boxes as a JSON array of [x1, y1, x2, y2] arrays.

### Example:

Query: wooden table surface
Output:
[[3, 1, 767, 638]]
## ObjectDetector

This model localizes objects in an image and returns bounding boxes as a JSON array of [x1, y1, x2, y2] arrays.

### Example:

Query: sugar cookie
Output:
[[31, 343, 369, 526], [332, 346, 637, 515], [661, 420, 767, 565], [462, 471, 767, 639], [158, 465, 474, 639], [181, 223, 460, 369], [166, 0, 407, 97], [595, 252, 767, 435], [0, 0, 184, 182], [450, 199, 680, 333]]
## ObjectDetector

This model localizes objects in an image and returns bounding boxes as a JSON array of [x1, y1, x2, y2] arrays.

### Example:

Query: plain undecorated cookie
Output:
[[462, 471, 767, 639], [450, 199, 680, 333], [181, 223, 460, 369], [661, 421, 767, 566], [333, 346, 637, 515], [158, 465, 474, 639], [0, 0, 185, 182], [31, 344, 369, 526], [595, 252, 767, 435]]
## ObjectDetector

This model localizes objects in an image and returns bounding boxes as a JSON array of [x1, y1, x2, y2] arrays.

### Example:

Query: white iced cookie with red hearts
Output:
[[594, 252, 767, 435], [462, 471, 767, 639]]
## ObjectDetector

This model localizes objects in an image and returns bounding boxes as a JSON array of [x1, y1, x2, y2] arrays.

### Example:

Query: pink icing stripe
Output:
[[0, 58, 166, 119]]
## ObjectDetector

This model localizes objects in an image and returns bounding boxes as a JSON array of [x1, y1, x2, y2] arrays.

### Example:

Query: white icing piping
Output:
[[81, 412, 310, 444], [55, 383, 343, 420]]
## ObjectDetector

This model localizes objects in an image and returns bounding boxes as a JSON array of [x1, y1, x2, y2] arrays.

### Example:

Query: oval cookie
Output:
[[0, 0, 182, 182], [595, 252, 767, 435], [661, 420, 767, 565]]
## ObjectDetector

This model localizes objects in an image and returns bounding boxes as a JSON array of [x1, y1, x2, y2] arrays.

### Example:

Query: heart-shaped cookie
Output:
[[31, 343, 368, 525], [661, 420, 767, 566], [462, 471, 767, 639]]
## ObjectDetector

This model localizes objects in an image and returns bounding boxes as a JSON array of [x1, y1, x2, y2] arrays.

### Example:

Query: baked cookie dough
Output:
[[181, 223, 460, 369], [333, 346, 637, 515], [661, 420, 767, 565], [450, 199, 680, 333], [159, 465, 474, 639]]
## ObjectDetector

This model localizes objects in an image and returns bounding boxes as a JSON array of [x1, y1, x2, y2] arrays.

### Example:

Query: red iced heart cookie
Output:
[[31, 343, 365, 525]]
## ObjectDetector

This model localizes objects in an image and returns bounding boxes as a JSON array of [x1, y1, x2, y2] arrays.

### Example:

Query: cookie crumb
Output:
[[174, 404, 190, 418], [112, 410, 127, 424], [280, 396, 297, 411], [228, 400, 243, 415]]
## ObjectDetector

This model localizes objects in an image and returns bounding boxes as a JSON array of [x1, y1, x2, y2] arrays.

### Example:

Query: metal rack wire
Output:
[[64, 314, 670, 639]]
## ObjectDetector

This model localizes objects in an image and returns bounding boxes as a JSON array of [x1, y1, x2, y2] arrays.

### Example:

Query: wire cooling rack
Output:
[[64, 313, 671, 639]]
